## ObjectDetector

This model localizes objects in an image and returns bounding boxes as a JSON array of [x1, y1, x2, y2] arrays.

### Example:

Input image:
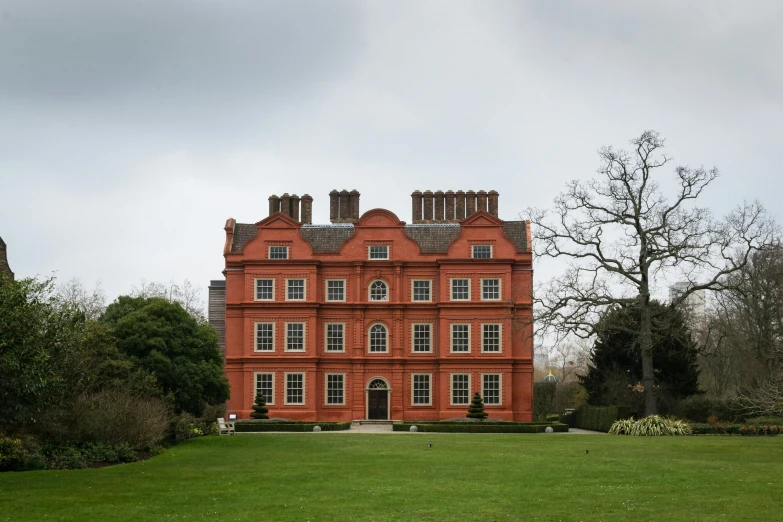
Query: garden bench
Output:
[[217, 417, 235, 436]]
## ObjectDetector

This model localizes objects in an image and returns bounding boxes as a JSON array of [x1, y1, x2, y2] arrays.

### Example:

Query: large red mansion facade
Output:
[[215, 190, 533, 421]]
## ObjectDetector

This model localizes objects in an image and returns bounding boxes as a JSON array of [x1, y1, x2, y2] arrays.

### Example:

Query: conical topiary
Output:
[[250, 392, 269, 419], [466, 392, 488, 420]]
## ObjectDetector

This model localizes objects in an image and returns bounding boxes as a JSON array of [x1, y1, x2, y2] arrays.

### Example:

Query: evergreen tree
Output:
[[580, 300, 700, 413], [250, 392, 269, 419], [466, 392, 488, 420]]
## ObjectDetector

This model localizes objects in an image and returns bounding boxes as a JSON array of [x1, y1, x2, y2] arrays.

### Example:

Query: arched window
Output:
[[368, 378, 388, 389], [369, 280, 388, 301], [369, 324, 388, 352]]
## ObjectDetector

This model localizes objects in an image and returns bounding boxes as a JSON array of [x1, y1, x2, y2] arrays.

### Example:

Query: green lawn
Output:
[[1, 434, 781, 521]]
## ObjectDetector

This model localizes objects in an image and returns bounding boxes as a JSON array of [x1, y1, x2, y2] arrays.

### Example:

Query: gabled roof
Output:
[[228, 220, 530, 254]]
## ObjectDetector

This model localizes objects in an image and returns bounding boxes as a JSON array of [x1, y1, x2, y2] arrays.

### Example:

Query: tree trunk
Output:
[[639, 294, 657, 415]]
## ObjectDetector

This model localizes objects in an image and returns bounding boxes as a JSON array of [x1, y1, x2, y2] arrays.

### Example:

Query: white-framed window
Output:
[[286, 279, 306, 301], [481, 323, 501, 353], [368, 245, 389, 260], [268, 246, 289, 259], [369, 323, 388, 353], [369, 280, 388, 301], [411, 373, 432, 405], [411, 280, 431, 302], [450, 323, 471, 353], [325, 322, 345, 352], [285, 322, 305, 352], [450, 278, 471, 300], [412, 323, 432, 353], [325, 279, 345, 302], [285, 372, 305, 405], [472, 245, 492, 259], [325, 373, 345, 405], [482, 373, 501, 405], [481, 278, 501, 300], [255, 372, 275, 405], [255, 278, 274, 301], [451, 373, 471, 406], [254, 322, 275, 352]]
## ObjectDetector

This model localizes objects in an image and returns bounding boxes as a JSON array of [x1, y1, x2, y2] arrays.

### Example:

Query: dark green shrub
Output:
[[546, 413, 560, 422], [570, 405, 630, 432], [690, 423, 742, 435], [250, 393, 269, 419], [234, 421, 351, 432], [44, 445, 87, 470], [81, 442, 138, 464], [392, 423, 569, 433], [0, 436, 27, 471], [533, 382, 557, 419], [466, 392, 487, 419], [39, 388, 169, 449]]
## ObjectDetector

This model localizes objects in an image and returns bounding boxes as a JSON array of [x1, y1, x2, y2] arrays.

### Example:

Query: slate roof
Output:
[[300, 225, 356, 253], [230, 224, 259, 253], [502, 221, 529, 253], [403, 224, 461, 253], [229, 221, 529, 254]]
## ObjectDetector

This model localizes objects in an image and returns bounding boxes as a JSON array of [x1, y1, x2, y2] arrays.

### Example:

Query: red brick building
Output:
[[217, 190, 533, 421]]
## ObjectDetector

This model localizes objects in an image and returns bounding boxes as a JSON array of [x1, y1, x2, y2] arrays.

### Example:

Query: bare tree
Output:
[[734, 370, 783, 417], [527, 131, 778, 415], [550, 339, 590, 384], [131, 279, 205, 320], [57, 278, 107, 320]]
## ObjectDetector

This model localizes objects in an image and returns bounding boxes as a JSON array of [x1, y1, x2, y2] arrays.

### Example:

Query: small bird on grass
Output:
[[585, 450, 589, 454]]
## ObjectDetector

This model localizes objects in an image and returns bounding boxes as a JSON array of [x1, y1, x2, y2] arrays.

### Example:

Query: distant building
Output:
[[0, 236, 13, 281], [212, 189, 535, 422], [533, 348, 550, 370], [669, 282, 706, 327]]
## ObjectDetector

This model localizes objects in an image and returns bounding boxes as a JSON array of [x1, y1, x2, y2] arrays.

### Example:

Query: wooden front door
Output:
[[367, 390, 388, 419]]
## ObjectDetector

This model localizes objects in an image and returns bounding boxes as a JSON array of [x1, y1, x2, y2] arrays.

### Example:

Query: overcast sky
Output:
[[1, 1, 781, 308]]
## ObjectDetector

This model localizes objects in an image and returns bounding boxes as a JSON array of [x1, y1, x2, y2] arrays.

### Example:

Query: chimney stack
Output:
[[280, 193, 291, 217], [423, 190, 434, 221], [290, 194, 300, 220], [300, 194, 313, 224], [434, 190, 445, 221], [477, 190, 487, 213], [445, 190, 455, 222], [411, 190, 423, 223], [329, 190, 339, 221], [465, 190, 476, 217], [488, 190, 499, 217], [268, 194, 280, 216], [455, 190, 466, 220], [350, 189, 361, 220]]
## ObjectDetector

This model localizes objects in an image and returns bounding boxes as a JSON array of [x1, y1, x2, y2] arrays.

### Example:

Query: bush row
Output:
[[562, 405, 631, 432], [690, 423, 783, 436], [234, 422, 351, 432], [392, 423, 569, 433], [0, 435, 164, 472]]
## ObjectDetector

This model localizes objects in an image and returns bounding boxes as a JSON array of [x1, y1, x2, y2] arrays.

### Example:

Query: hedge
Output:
[[392, 423, 569, 433], [234, 421, 351, 432], [690, 423, 783, 436], [562, 405, 631, 432]]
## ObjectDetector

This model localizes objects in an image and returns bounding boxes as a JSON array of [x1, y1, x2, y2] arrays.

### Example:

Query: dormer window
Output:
[[368, 245, 389, 260], [369, 280, 388, 301], [472, 245, 492, 259], [269, 246, 289, 259]]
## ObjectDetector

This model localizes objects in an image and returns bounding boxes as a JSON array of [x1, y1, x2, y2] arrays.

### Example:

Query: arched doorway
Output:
[[365, 378, 390, 420]]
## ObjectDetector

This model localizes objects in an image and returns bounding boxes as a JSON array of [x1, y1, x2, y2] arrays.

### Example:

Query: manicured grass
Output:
[[1, 434, 781, 521]]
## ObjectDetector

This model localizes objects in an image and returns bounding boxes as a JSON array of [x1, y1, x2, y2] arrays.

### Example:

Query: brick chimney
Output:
[[300, 194, 313, 224], [411, 190, 423, 223], [455, 190, 466, 220], [465, 190, 476, 217], [434, 190, 445, 221], [477, 190, 488, 213], [350, 189, 361, 220], [423, 190, 434, 221], [268, 194, 280, 216], [488, 190, 499, 217], [445, 190, 455, 222], [329, 190, 339, 221]]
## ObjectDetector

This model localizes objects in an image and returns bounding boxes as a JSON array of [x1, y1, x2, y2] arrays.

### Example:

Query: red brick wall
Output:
[[223, 209, 533, 421]]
